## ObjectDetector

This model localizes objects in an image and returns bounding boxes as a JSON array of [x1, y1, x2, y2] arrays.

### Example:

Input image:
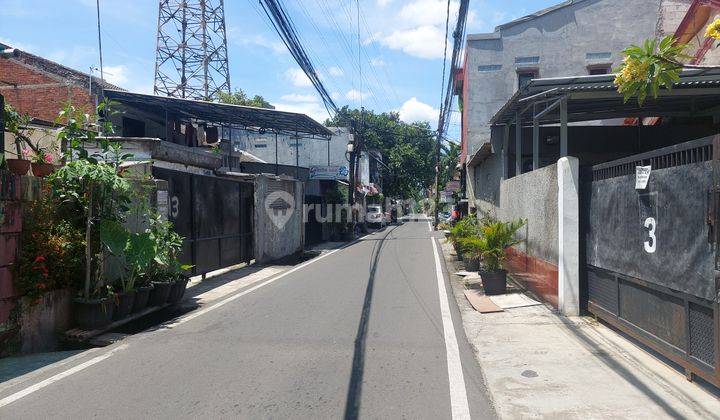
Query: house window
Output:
[[588, 67, 611, 75], [255, 143, 268, 148], [586, 52, 612, 61], [518, 71, 538, 89], [478, 64, 502, 72], [515, 56, 540, 65]]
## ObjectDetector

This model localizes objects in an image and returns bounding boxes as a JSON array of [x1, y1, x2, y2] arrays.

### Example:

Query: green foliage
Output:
[[16, 196, 85, 301], [217, 89, 275, 109], [448, 216, 480, 245], [465, 219, 526, 271], [145, 212, 187, 284], [440, 141, 460, 189], [324, 106, 439, 199], [614, 35, 689, 106]]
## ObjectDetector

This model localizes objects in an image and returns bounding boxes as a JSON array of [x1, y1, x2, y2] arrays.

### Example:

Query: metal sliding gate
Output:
[[153, 167, 254, 276], [582, 135, 720, 386]]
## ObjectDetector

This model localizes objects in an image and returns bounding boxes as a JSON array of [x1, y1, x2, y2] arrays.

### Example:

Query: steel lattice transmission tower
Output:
[[153, 0, 231, 100]]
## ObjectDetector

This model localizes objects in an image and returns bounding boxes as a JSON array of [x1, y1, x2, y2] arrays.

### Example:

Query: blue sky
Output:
[[1, 0, 558, 139]]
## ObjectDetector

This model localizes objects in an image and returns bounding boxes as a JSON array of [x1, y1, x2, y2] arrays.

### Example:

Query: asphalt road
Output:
[[0, 220, 495, 419]]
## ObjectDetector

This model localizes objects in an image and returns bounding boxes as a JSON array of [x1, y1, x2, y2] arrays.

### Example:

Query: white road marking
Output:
[[0, 344, 129, 409], [160, 246, 346, 329], [431, 238, 472, 420], [0, 245, 350, 408], [428, 220, 432, 232]]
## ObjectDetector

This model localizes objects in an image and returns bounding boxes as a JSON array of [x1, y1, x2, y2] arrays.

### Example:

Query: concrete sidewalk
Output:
[[439, 239, 720, 419]]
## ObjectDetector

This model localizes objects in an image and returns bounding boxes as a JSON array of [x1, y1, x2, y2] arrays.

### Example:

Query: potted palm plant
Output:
[[468, 219, 526, 295], [448, 217, 479, 260]]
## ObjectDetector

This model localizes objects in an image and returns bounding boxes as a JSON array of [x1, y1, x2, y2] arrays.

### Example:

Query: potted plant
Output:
[[99, 220, 156, 320], [132, 280, 154, 313], [470, 219, 526, 295], [5, 148, 31, 176], [145, 212, 191, 305], [457, 236, 481, 272], [30, 148, 55, 177], [448, 217, 479, 260]]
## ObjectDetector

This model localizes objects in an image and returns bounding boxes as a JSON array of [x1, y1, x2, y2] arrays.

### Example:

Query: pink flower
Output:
[[21, 148, 30, 158], [43, 153, 53, 164]]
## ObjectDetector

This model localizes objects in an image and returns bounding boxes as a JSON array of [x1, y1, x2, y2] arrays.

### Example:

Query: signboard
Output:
[[445, 180, 461, 192], [635, 166, 651, 189], [309, 165, 349, 180]]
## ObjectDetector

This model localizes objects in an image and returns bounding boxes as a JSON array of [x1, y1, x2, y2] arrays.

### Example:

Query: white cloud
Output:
[[370, 57, 385, 67], [377, 0, 393, 7], [274, 101, 330, 124], [398, 97, 439, 124], [328, 66, 344, 77], [228, 26, 287, 54], [398, 0, 454, 27], [102, 64, 129, 86], [285, 68, 312, 88], [47, 45, 97, 67], [345, 89, 373, 101], [380, 25, 447, 59], [280, 93, 318, 103]]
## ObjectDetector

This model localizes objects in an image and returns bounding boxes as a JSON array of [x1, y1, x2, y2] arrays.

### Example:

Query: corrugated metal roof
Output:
[[490, 68, 720, 125], [104, 89, 333, 137]]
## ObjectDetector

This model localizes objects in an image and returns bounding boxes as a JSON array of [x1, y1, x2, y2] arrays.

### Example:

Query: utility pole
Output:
[[96, 0, 104, 79], [433, 132, 441, 228]]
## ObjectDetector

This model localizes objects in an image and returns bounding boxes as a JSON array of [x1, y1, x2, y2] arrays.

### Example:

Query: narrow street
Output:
[[0, 220, 495, 419]]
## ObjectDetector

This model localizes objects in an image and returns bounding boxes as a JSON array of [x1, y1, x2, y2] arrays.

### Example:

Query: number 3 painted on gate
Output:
[[171, 196, 179, 218], [644, 217, 656, 253]]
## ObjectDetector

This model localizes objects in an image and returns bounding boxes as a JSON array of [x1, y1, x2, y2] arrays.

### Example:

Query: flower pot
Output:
[[31, 162, 54, 177], [72, 297, 114, 330], [480, 269, 507, 295], [132, 285, 153, 313], [167, 277, 190, 304], [6, 159, 30, 176], [148, 281, 172, 306], [113, 290, 136, 321], [465, 257, 480, 272]]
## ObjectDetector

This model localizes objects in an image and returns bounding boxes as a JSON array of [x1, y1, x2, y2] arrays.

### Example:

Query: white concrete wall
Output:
[[253, 175, 304, 263]]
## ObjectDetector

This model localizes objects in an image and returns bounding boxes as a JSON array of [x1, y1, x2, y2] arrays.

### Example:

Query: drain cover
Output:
[[521, 370, 538, 378]]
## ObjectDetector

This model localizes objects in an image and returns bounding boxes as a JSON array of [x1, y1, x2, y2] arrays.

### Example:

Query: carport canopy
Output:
[[488, 68, 720, 175]]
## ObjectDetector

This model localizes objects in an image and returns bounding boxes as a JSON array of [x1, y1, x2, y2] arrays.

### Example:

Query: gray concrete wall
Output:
[[253, 175, 304, 263], [231, 127, 350, 169], [498, 162, 558, 265], [20, 289, 72, 354], [464, 0, 662, 156]]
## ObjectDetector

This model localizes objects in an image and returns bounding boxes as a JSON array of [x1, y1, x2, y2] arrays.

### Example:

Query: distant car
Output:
[[366, 205, 386, 228]]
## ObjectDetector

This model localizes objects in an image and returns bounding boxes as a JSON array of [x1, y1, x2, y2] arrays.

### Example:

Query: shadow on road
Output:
[[343, 224, 400, 420]]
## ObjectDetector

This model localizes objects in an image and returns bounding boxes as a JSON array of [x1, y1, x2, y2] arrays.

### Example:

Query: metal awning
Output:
[[490, 69, 720, 126], [104, 89, 333, 138]]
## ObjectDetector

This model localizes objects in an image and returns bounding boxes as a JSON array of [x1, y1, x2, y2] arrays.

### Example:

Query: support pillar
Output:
[[532, 105, 539, 170], [515, 113, 522, 177], [558, 156, 580, 316], [502, 125, 509, 180], [560, 97, 568, 157]]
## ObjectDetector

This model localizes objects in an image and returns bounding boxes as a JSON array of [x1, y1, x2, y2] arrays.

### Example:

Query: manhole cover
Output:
[[521, 369, 538, 378]]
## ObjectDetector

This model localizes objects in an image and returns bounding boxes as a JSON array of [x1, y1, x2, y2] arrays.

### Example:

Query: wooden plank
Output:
[[64, 304, 170, 342], [464, 290, 504, 314]]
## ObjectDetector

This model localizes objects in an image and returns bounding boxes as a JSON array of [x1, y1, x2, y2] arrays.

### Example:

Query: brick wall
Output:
[[0, 58, 95, 123]]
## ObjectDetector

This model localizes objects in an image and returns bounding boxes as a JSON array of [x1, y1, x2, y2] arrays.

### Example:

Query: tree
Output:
[[614, 19, 720, 105], [216, 89, 275, 109], [439, 141, 460, 189], [325, 106, 441, 200]]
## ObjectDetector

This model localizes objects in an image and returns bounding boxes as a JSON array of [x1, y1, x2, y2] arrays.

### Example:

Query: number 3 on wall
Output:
[[644, 217, 656, 253]]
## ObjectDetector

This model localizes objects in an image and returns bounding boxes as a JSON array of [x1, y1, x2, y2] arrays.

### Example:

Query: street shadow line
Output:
[[343, 224, 400, 420]]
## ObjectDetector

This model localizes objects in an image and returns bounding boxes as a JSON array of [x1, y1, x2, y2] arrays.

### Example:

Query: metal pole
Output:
[[433, 131, 441, 228], [295, 131, 299, 179], [275, 131, 278, 176], [515, 113, 522, 177], [560, 97, 568, 157], [533, 104, 539, 170], [327, 138, 330, 166], [502, 124, 509, 180], [96, 0, 104, 79]]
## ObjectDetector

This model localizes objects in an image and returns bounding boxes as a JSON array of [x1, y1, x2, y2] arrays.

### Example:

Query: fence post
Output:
[[558, 157, 580, 316]]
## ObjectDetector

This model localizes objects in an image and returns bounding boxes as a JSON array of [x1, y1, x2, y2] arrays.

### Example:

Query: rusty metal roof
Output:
[[104, 89, 332, 137]]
